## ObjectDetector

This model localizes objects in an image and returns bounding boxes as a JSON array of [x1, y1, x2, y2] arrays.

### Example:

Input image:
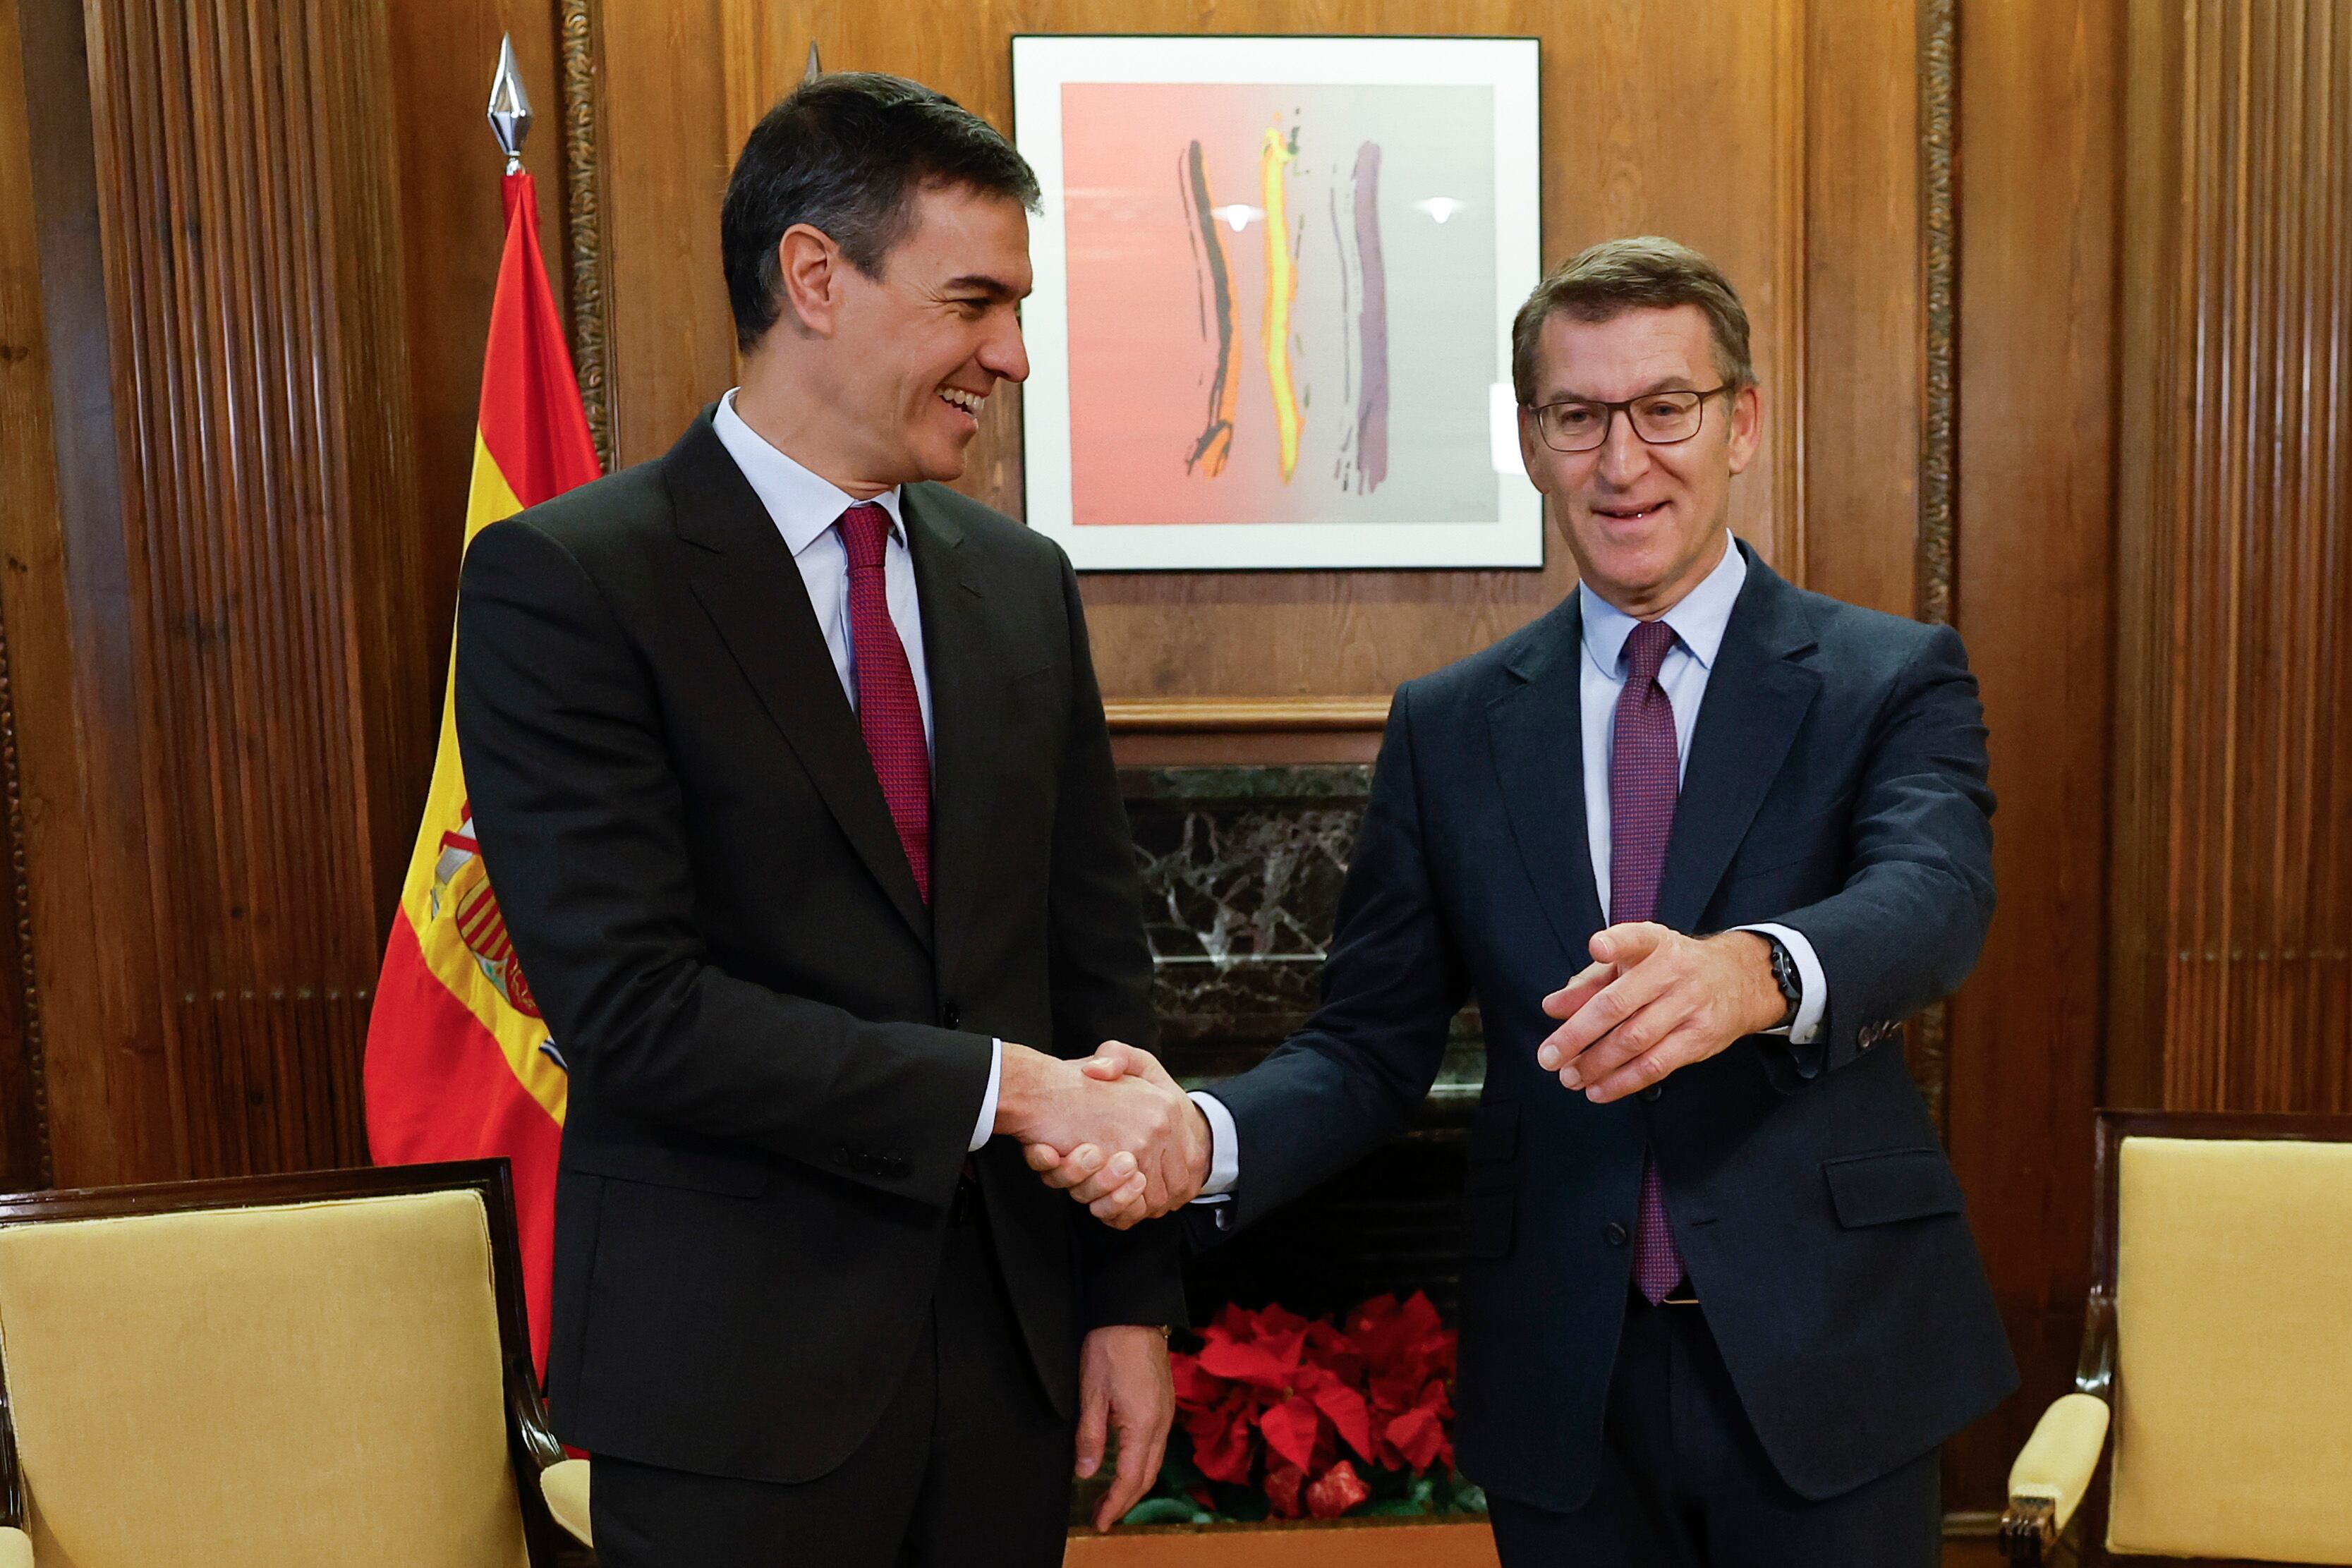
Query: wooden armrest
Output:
[[1999, 1392, 2111, 1563], [539, 1457, 591, 1547], [0, 1524, 30, 1568]]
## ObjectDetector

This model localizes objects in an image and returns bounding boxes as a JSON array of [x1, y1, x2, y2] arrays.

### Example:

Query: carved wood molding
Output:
[[559, 0, 612, 470], [1103, 697, 1393, 733], [1910, 0, 1960, 1134], [0, 612, 50, 1186]]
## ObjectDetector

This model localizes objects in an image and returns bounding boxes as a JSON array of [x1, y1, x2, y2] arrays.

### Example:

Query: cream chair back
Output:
[[2109, 1134, 2352, 1562], [0, 1188, 531, 1568]]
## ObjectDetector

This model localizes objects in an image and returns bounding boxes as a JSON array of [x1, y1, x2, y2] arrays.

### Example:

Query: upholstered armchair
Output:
[[0, 1160, 593, 1566], [1999, 1111, 2352, 1565]]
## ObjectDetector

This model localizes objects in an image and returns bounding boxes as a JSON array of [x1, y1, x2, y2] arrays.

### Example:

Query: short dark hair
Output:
[[1510, 236, 1754, 405], [720, 72, 1041, 351]]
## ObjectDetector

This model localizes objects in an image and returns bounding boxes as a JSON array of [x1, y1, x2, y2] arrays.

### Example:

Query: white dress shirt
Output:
[[712, 391, 1002, 1152], [1192, 532, 1826, 1198]]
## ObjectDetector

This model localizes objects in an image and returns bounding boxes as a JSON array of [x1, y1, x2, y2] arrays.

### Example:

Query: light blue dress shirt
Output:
[[713, 390, 1002, 1152], [1193, 532, 1826, 1198]]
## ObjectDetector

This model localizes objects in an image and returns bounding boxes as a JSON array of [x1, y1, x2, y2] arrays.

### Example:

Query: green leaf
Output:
[[1122, 1498, 1212, 1526]]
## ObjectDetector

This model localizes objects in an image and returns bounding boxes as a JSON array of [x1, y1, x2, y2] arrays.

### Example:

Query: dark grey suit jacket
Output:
[[456, 409, 1182, 1483], [1196, 545, 2016, 1511]]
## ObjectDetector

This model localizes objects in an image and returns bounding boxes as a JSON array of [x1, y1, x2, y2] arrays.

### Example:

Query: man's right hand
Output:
[[995, 1042, 1209, 1226]]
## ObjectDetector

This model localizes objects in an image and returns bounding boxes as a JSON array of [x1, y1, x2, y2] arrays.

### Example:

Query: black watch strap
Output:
[[1765, 935, 1802, 1029]]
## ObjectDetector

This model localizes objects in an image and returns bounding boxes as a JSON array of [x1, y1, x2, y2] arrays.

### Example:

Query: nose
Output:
[[981, 311, 1029, 385], [1594, 406, 1651, 488]]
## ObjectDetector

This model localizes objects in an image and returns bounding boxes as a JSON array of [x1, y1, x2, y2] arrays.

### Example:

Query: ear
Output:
[[773, 223, 844, 337], [1517, 403, 1551, 493], [1724, 382, 1763, 475]]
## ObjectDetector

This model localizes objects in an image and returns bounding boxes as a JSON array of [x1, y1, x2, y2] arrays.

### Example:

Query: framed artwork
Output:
[[1012, 35, 1544, 571]]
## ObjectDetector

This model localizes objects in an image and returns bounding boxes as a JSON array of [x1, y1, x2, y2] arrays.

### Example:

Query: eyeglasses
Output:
[[1527, 385, 1733, 453]]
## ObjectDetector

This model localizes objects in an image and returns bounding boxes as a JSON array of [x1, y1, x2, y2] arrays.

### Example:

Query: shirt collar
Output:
[[713, 388, 904, 558], [1578, 531, 1750, 676]]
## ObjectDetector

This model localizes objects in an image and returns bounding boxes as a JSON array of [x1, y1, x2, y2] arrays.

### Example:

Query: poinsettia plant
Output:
[[1121, 1292, 1488, 1526]]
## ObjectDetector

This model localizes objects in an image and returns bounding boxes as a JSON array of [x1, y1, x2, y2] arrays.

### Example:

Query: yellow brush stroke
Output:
[[395, 429, 569, 1124], [1260, 124, 1301, 482]]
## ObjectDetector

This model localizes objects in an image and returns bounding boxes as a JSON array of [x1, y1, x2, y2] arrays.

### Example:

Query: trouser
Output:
[[590, 1183, 1077, 1568], [1486, 1286, 1941, 1568]]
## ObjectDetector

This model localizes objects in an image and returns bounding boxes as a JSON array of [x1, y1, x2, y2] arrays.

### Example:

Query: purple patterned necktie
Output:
[[839, 502, 931, 903], [1611, 618, 1685, 1303]]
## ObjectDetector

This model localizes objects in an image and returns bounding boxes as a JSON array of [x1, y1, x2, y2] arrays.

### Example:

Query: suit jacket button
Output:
[[1642, 1084, 1663, 1102], [880, 1155, 910, 1179], [1604, 1221, 1629, 1246], [835, 1146, 855, 1169], [942, 1002, 962, 1030]]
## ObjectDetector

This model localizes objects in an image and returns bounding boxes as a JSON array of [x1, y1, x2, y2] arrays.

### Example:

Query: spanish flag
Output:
[[365, 170, 600, 1378]]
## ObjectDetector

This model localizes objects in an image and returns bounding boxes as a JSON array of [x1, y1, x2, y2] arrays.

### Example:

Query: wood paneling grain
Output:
[[2111, 0, 2352, 1118], [610, 0, 1862, 703], [0, 0, 56, 1190], [6, 0, 180, 1188], [51, 0, 427, 1179], [1942, 0, 2121, 1517], [387, 0, 573, 731]]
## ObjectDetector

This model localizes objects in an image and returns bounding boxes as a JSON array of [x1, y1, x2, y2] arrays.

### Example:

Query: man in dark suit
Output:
[[455, 73, 1204, 1567], [1036, 237, 2016, 1564]]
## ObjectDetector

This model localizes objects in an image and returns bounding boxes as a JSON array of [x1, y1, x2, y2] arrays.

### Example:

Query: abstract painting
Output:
[[1013, 36, 1542, 569]]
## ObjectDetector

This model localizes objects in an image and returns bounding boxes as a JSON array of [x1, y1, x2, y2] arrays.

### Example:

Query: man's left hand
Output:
[[1075, 1324, 1174, 1532], [1536, 924, 1786, 1102]]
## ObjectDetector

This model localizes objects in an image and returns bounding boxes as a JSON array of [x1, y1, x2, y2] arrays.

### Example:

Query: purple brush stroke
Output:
[[1352, 142, 1388, 492]]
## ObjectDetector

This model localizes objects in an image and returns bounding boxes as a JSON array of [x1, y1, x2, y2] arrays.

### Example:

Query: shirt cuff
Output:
[[967, 1038, 1004, 1153], [1189, 1090, 1239, 1199], [1736, 923, 1828, 1046]]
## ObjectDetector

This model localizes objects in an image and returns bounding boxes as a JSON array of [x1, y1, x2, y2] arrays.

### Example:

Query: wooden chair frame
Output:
[[1999, 1109, 2352, 1566], [0, 1159, 576, 1566]]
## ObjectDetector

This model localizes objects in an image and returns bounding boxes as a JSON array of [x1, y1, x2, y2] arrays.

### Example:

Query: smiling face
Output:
[[824, 181, 1032, 486], [1517, 303, 1761, 617]]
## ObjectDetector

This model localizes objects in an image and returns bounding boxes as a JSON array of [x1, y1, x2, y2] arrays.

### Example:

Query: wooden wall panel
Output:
[[1941, 0, 2121, 1515], [387, 0, 574, 733], [0, 0, 57, 1190], [603, 0, 1888, 707], [30, 0, 431, 1180], [2111, 0, 2352, 1117], [5, 0, 181, 1188]]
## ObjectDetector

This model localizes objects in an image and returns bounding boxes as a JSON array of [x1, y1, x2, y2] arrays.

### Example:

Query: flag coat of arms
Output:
[[367, 170, 600, 1377]]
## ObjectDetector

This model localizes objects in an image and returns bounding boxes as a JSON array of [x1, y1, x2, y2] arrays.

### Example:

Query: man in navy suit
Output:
[[1034, 237, 2016, 1564]]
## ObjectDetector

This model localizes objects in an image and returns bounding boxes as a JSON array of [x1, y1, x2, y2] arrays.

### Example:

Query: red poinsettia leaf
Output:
[[1266, 1461, 1307, 1519], [1192, 1401, 1259, 1485], [1308, 1377, 1376, 1463], [1397, 1291, 1442, 1341], [1307, 1459, 1373, 1520], [1385, 1403, 1448, 1472], [1170, 1354, 1223, 1411], [1259, 1394, 1323, 1474], [1256, 1303, 1311, 1338], [1196, 1335, 1297, 1390]]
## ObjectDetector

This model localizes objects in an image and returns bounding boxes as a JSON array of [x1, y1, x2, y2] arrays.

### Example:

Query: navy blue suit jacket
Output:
[[1200, 545, 2017, 1512]]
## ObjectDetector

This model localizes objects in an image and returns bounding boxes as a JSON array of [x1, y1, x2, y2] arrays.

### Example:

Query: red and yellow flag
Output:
[[366, 171, 600, 1378]]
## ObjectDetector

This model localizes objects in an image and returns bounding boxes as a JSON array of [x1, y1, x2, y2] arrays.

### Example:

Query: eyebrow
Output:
[[940, 274, 1031, 302], [1546, 375, 1702, 401]]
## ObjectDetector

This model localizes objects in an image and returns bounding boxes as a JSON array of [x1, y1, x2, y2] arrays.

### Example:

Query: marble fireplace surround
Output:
[[1122, 765, 1479, 1320]]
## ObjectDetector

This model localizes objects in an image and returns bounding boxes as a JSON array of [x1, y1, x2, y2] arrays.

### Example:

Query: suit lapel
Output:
[[1487, 596, 1608, 963], [902, 485, 1004, 996], [664, 413, 932, 948], [1651, 549, 1823, 932]]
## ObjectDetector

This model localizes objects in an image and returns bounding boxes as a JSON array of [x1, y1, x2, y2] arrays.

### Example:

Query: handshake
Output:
[[993, 1041, 1211, 1229]]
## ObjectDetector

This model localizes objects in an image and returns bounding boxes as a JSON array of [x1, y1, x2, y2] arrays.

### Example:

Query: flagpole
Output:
[[488, 35, 532, 173]]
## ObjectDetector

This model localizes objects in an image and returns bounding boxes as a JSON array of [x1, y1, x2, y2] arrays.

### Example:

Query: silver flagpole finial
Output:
[[804, 41, 823, 83], [487, 34, 533, 174]]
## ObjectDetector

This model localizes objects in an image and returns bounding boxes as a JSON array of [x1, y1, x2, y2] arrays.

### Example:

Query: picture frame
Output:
[[1011, 35, 1544, 571]]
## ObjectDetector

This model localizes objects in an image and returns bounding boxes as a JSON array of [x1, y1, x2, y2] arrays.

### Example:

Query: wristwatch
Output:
[[1764, 935, 1802, 1030]]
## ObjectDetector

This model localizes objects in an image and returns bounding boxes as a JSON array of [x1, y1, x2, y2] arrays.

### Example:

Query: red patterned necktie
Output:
[[839, 502, 931, 903], [1610, 617, 1685, 1303]]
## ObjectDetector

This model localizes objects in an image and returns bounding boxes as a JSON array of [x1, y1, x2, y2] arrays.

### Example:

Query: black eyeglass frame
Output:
[[1524, 384, 1737, 453]]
